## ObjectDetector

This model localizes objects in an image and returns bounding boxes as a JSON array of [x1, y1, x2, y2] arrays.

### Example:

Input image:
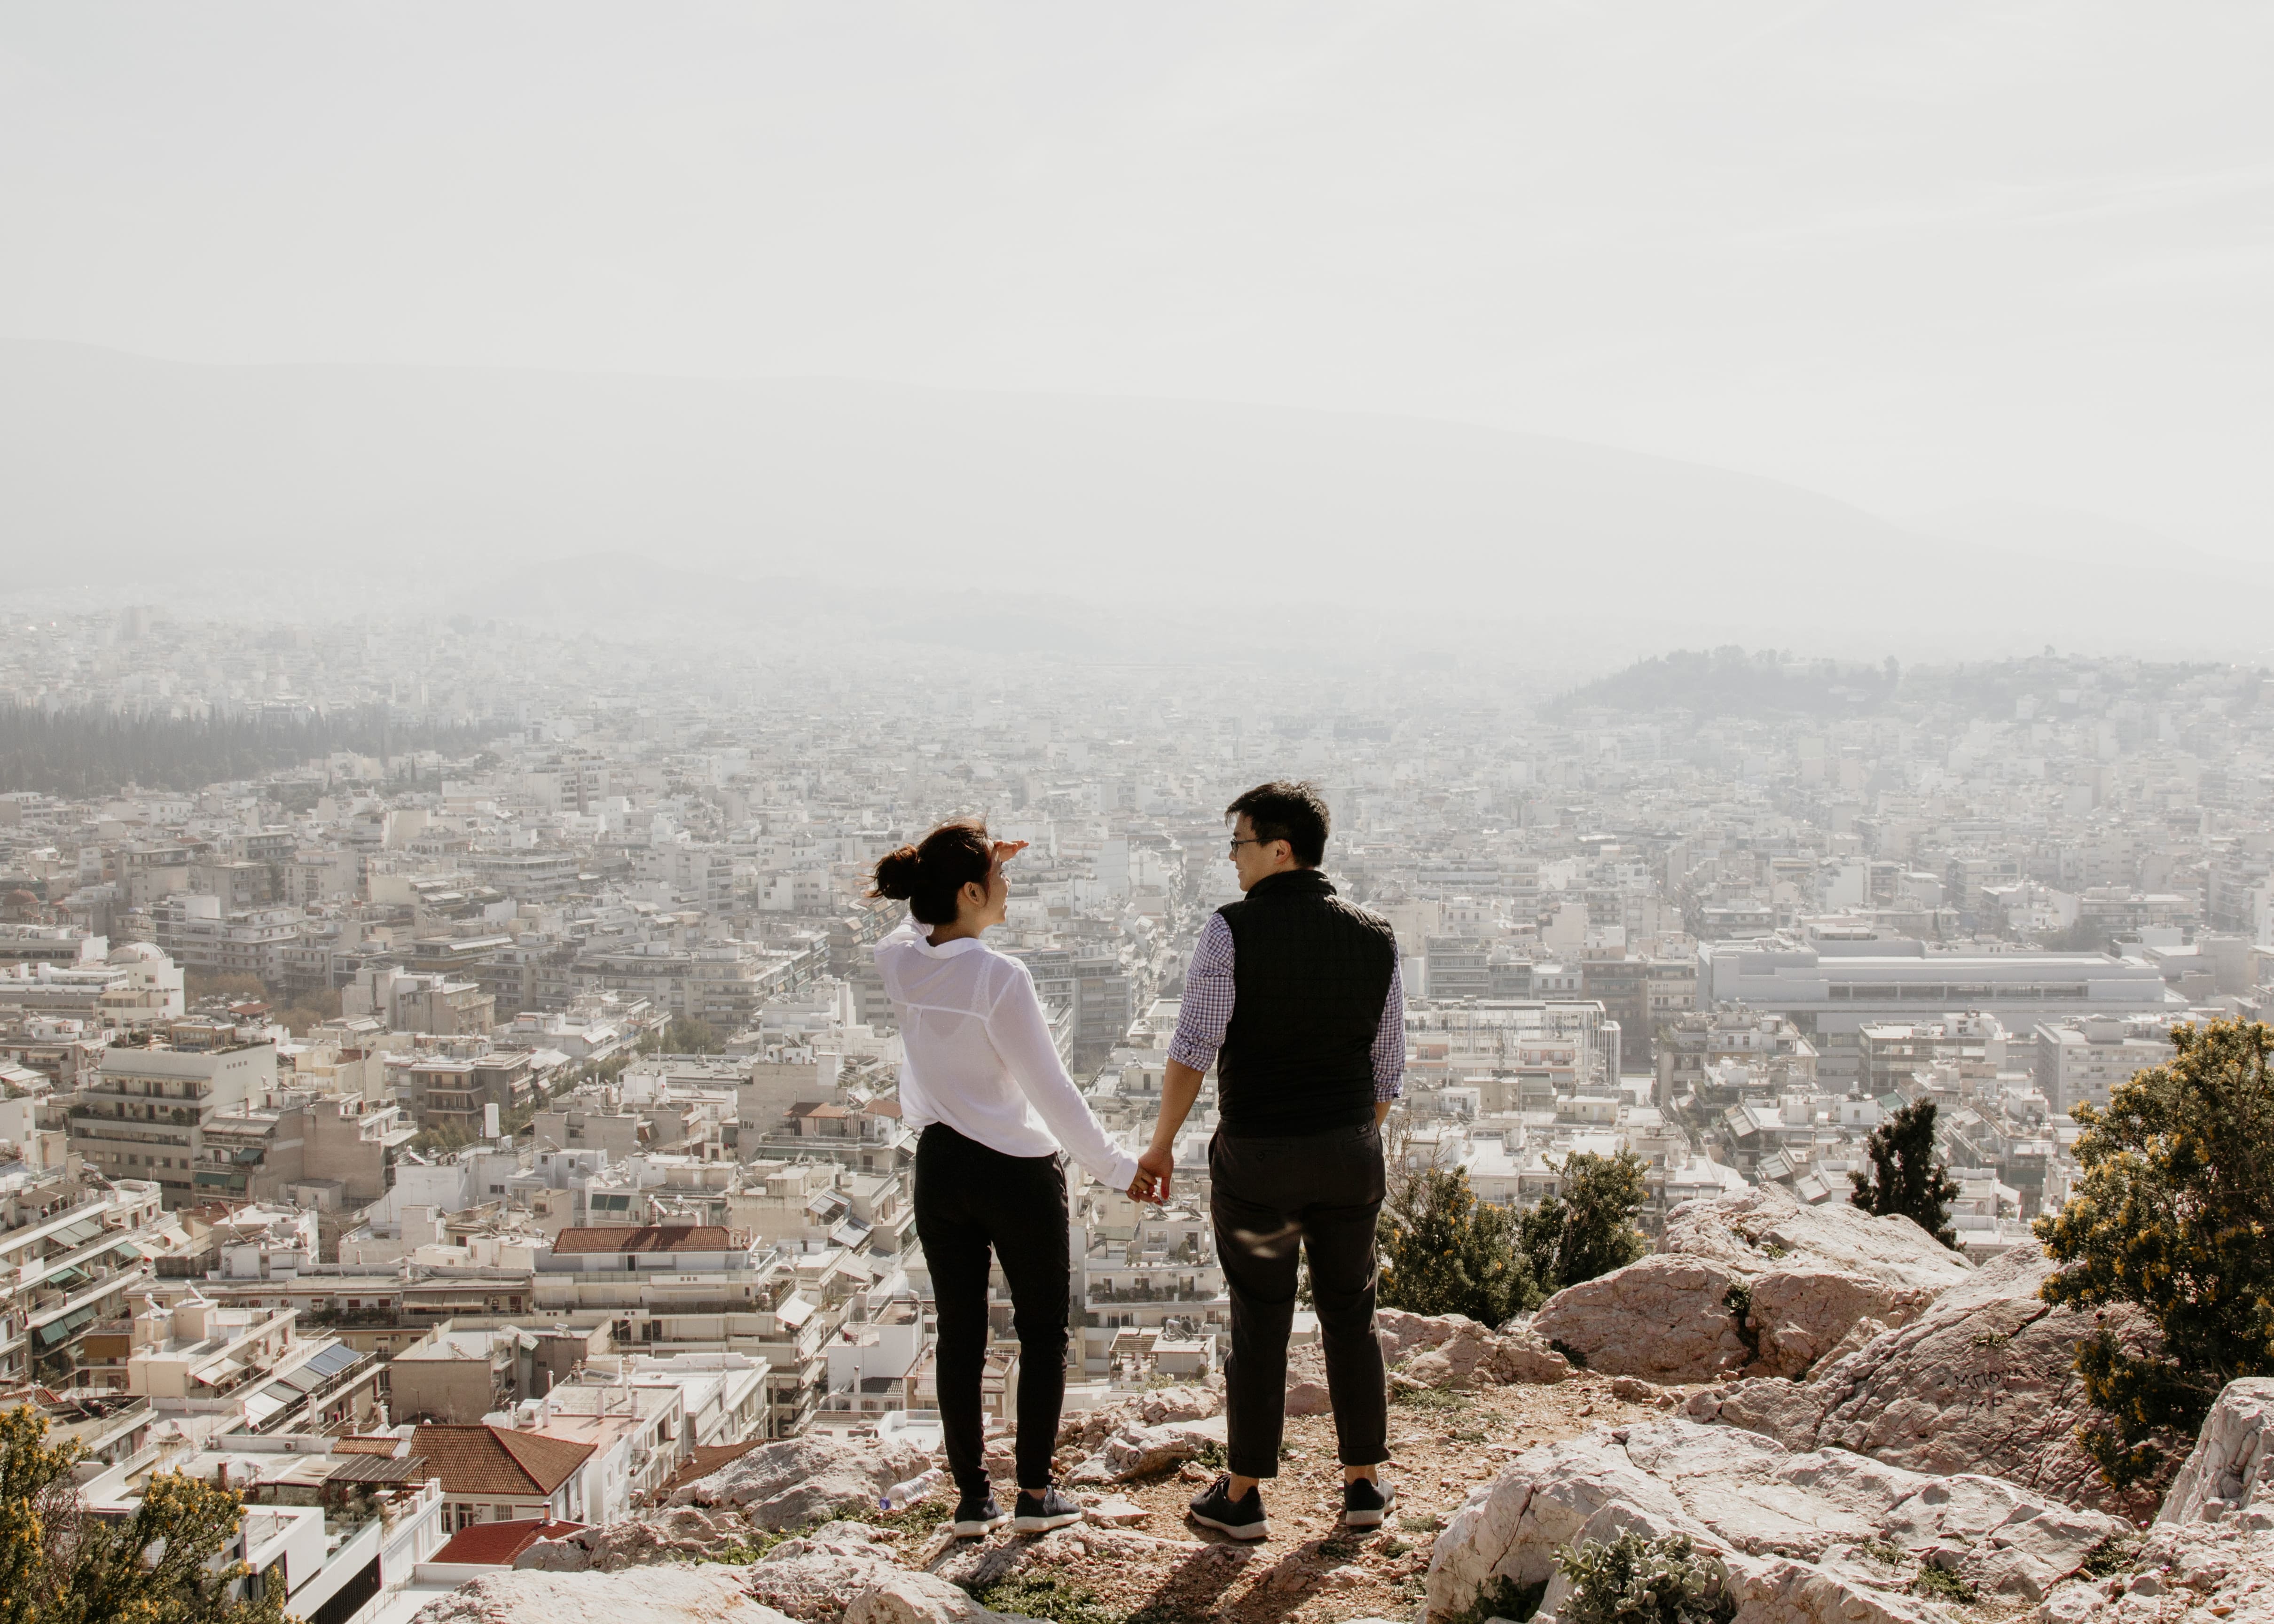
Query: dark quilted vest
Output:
[[1215, 868, 1397, 1137]]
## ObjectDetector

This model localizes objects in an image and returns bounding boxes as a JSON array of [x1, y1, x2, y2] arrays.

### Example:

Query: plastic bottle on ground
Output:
[[881, 1466, 944, 1511]]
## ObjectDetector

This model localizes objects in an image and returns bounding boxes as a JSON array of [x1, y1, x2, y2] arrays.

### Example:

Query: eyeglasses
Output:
[[1227, 837, 1278, 855]]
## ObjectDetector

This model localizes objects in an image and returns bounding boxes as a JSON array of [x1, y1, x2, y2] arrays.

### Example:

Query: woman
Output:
[[871, 820, 1154, 1538]]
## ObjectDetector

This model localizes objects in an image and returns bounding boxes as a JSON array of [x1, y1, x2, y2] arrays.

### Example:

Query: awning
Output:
[[32, 1305, 96, 1347], [192, 1357, 247, 1387], [48, 1216, 106, 1249], [302, 1343, 362, 1380], [242, 1391, 287, 1426]]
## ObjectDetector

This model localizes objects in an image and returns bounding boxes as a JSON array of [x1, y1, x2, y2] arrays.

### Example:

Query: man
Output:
[[1132, 780, 1405, 1541]]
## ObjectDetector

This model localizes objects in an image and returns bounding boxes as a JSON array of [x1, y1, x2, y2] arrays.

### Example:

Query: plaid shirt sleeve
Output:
[[1167, 913, 1235, 1072], [1372, 955, 1408, 1101]]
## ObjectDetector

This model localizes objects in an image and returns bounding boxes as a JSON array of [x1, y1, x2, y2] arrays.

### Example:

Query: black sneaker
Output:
[[1187, 1473, 1269, 1540], [1012, 1486, 1084, 1533], [1341, 1475, 1395, 1527], [951, 1488, 1007, 1537]]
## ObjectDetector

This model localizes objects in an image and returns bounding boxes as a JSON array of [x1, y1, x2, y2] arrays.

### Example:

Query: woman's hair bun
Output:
[[869, 820, 995, 926], [870, 844, 922, 900]]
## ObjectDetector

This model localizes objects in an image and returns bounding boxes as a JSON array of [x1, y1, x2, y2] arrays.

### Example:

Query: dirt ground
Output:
[[921, 1371, 1676, 1624]]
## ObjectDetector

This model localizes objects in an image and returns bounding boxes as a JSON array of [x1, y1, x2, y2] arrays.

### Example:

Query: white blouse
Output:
[[874, 916, 1138, 1190]]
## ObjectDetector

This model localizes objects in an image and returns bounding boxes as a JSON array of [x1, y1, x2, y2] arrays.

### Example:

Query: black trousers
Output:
[[1210, 1118, 1389, 1480], [915, 1122, 1070, 1495]]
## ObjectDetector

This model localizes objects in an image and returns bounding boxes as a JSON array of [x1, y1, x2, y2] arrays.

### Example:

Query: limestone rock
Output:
[[1284, 1341, 1332, 1417], [517, 1505, 761, 1573], [1536, 1184, 1972, 1389], [1378, 1308, 1572, 1382], [671, 1434, 934, 1529], [1051, 1384, 1218, 1454], [927, 1522, 1204, 1596], [843, 1571, 1038, 1624], [1082, 1494, 1151, 1526], [1531, 1255, 1756, 1381], [1814, 1315, 1888, 1375], [1876, 1473, 2130, 1599], [1701, 1243, 2170, 1516], [1424, 1417, 2126, 1622], [1659, 1179, 1974, 1290], [747, 1531, 908, 1621], [2158, 1377, 2274, 1527], [1065, 1416, 1226, 1485], [409, 1567, 797, 1624], [1745, 1266, 1944, 1381], [1377, 1307, 1467, 1363], [2033, 1520, 2274, 1623]]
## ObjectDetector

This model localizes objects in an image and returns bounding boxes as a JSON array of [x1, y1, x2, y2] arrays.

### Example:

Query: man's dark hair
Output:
[[1225, 780, 1330, 868]]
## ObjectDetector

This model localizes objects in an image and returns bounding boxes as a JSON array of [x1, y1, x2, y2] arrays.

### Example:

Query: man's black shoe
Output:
[[1186, 1473, 1269, 1540], [1341, 1475, 1395, 1527], [951, 1488, 1007, 1537], [1012, 1486, 1085, 1533]]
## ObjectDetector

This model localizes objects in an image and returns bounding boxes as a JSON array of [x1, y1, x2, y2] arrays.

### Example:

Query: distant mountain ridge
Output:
[[0, 340, 2252, 659], [1547, 648, 1903, 720]]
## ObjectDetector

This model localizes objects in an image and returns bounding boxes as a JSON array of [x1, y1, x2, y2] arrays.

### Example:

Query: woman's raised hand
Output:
[[991, 839, 1030, 866]]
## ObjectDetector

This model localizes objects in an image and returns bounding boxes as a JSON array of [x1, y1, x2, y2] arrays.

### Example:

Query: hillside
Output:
[[2, 341, 2236, 659]]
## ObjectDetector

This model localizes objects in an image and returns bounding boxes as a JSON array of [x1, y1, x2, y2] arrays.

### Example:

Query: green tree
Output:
[[2034, 1018, 2274, 1488], [1849, 1098, 1962, 1250], [1521, 1150, 1650, 1293], [665, 1015, 722, 1054], [1378, 1166, 1540, 1325], [0, 1404, 286, 1624]]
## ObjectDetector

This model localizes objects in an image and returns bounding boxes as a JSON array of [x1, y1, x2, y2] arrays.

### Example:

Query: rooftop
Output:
[[551, 1224, 734, 1255], [405, 1424, 593, 1496], [429, 1518, 584, 1566]]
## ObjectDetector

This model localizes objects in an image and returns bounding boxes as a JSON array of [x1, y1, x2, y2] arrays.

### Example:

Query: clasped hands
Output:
[[1126, 1145, 1174, 1205]]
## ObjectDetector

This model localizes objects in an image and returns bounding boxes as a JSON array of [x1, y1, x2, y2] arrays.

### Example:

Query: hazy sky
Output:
[[3, 3, 2268, 551]]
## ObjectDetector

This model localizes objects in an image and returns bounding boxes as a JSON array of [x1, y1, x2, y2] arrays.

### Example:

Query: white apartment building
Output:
[[2032, 1015, 2177, 1115], [70, 1037, 277, 1208]]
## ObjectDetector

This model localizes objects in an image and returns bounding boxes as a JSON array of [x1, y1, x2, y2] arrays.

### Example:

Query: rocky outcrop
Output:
[[1375, 1309, 1575, 1388], [1744, 1265, 1943, 1381], [1658, 1180, 1974, 1292], [928, 1520, 1207, 1598], [670, 1434, 934, 1529], [1063, 1416, 1226, 1485], [1051, 1383, 1219, 1455], [1695, 1243, 2170, 1516], [409, 1567, 799, 1624], [1532, 1184, 1972, 1385], [840, 1570, 1040, 1624], [2035, 1521, 2274, 1622], [1284, 1340, 1333, 1417], [745, 1525, 910, 1620], [1424, 1417, 2129, 1623], [515, 1505, 761, 1572], [1531, 1255, 1756, 1381], [2158, 1377, 2274, 1528]]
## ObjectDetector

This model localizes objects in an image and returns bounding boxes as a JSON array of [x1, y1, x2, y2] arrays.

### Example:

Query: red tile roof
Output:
[[551, 1225, 733, 1256], [661, 1438, 770, 1493], [430, 1518, 585, 1566], [408, 1424, 594, 1496]]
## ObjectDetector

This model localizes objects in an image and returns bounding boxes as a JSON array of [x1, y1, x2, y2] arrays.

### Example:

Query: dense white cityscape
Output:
[[0, 598, 2262, 1617]]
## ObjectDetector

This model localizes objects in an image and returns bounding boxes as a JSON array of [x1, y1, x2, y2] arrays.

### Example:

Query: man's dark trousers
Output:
[[915, 1122, 1069, 1495], [1210, 1117, 1388, 1480]]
